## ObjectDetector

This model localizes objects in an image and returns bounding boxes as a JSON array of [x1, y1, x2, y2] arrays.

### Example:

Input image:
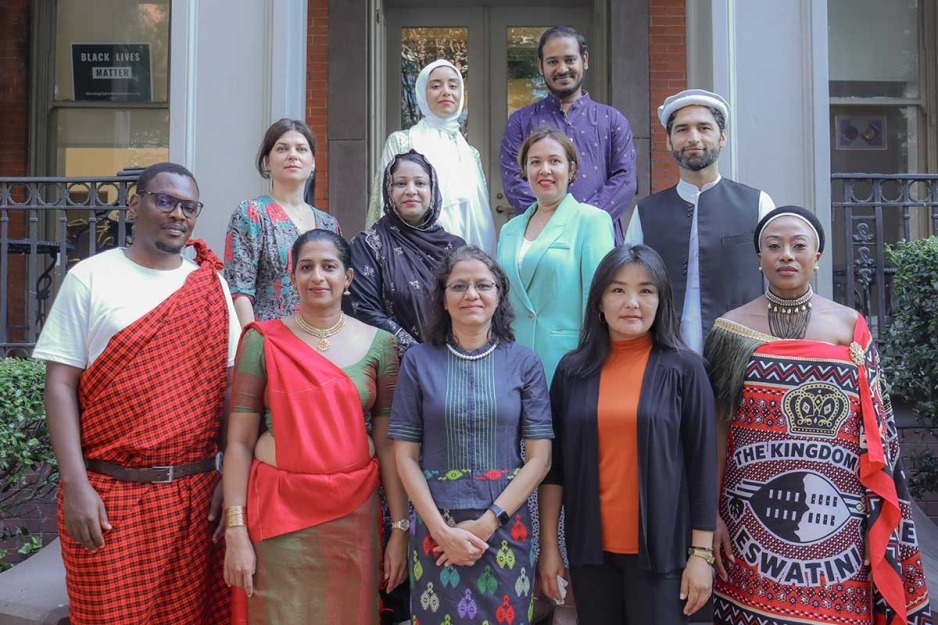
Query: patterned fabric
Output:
[[498, 92, 637, 244], [61, 240, 230, 625], [388, 340, 553, 510], [224, 196, 341, 321], [410, 506, 536, 625], [711, 316, 932, 625], [347, 151, 464, 357], [249, 492, 380, 625]]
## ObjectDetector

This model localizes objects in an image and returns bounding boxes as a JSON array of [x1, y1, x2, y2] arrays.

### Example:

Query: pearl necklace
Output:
[[295, 313, 345, 351], [446, 339, 499, 361]]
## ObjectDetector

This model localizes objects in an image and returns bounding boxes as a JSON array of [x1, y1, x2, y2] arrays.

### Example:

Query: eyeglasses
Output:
[[445, 281, 498, 294], [138, 191, 204, 218]]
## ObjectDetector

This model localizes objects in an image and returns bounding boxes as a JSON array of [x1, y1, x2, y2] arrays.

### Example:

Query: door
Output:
[[384, 7, 592, 233]]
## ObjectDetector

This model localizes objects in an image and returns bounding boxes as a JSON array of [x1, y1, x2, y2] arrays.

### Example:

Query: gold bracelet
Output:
[[226, 505, 246, 528]]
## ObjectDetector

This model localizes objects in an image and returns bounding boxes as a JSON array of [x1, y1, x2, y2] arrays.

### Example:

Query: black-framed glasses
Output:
[[138, 191, 204, 218], [445, 281, 498, 294]]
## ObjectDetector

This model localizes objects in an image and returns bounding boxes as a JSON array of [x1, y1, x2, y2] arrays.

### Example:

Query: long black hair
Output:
[[422, 245, 516, 346], [565, 244, 685, 376]]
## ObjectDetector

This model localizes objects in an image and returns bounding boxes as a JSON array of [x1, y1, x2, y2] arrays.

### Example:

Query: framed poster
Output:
[[71, 43, 152, 102], [835, 115, 887, 151]]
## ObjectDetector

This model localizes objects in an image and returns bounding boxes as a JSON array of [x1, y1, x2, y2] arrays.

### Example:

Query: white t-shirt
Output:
[[33, 248, 240, 369]]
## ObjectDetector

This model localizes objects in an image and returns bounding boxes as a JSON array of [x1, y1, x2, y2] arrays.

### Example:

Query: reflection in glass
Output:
[[828, 0, 919, 98], [55, 0, 170, 102], [507, 27, 549, 117], [55, 109, 170, 178], [400, 27, 469, 132]]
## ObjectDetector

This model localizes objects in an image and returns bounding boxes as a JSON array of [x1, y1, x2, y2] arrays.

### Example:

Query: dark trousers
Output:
[[569, 552, 686, 625]]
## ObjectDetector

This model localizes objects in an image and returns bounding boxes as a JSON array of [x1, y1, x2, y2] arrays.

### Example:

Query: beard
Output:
[[155, 239, 185, 255], [672, 144, 721, 171], [546, 73, 584, 100]]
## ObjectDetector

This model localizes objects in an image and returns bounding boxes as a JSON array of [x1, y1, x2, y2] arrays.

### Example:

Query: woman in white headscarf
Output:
[[366, 59, 496, 254]]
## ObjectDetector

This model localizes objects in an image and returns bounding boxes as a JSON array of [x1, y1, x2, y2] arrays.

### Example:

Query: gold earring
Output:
[[344, 285, 351, 296]]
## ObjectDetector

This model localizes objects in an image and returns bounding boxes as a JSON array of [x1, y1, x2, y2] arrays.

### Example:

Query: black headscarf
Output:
[[373, 150, 465, 341], [754, 205, 826, 254]]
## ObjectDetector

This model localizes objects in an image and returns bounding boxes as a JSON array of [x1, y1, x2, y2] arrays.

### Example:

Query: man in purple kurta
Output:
[[499, 26, 637, 244]]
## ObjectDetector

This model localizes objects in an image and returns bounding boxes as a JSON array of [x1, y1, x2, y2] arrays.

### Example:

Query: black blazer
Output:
[[544, 345, 717, 573]]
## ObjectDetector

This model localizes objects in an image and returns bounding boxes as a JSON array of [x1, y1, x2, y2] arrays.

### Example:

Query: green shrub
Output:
[[883, 236, 938, 495], [0, 358, 57, 568]]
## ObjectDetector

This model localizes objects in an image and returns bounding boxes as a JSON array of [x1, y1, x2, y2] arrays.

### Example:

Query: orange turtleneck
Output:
[[597, 333, 653, 554]]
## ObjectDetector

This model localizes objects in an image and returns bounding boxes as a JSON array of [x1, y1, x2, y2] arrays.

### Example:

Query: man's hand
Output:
[[62, 481, 111, 551]]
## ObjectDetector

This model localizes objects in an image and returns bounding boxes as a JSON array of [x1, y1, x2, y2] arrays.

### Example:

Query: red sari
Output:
[[60, 240, 231, 625], [712, 316, 931, 625], [235, 319, 381, 624]]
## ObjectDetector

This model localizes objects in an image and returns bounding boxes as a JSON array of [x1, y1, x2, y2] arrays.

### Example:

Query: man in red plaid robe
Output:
[[34, 162, 241, 625]]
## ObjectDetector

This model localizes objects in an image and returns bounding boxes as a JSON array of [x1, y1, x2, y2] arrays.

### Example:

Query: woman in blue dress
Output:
[[389, 245, 553, 624]]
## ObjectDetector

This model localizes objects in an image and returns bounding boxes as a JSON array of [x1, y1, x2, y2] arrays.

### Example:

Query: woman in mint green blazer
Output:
[[496, 127, 615, 385]]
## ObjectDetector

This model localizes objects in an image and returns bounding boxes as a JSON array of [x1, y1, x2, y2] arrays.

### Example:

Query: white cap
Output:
[[657, 89, 730, 128]]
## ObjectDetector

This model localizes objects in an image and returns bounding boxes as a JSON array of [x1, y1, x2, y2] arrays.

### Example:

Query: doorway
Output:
[[382, 6, 593, 230]]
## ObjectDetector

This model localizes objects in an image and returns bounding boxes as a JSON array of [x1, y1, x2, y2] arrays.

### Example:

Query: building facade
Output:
[[1, 0, 936, 301]]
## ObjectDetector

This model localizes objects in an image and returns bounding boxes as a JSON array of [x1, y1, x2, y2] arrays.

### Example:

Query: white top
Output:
[[33, 248, 240, 369], [517, 236, 533, 275], [624, 176, 775, 353]]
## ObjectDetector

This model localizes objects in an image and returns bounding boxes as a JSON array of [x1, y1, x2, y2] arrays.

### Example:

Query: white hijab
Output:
[[407, 60, 496, 254]]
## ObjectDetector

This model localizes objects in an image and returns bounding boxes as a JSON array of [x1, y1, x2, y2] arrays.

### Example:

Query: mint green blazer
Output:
[[496, 193, 615, 385]]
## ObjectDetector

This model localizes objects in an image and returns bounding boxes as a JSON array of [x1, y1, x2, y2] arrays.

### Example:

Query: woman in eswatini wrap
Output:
[[706, 205, 932, 625]]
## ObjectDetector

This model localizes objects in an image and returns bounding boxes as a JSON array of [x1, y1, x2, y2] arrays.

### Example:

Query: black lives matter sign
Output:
[[71, 43, 152, 101]]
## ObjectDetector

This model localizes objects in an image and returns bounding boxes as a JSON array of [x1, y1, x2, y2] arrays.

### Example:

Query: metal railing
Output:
[[831, 174, 938, 341], [1, 176, 137, 357]]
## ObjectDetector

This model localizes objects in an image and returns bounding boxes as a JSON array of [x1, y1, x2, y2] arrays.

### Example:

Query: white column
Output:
[[169, 0, 308, 254], [688, 0, 833, 296]]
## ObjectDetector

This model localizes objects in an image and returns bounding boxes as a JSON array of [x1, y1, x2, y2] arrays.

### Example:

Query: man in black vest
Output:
[[624, 89, 775, 353]]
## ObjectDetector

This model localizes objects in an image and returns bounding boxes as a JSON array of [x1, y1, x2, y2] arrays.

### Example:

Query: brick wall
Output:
[[0, 0, 31, 344], [306, 0, 329, 210], [647, 0, 686, 193]]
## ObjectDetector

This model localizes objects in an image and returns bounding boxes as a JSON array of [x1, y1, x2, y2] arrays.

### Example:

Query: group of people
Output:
[[33, 24, 933, 625]]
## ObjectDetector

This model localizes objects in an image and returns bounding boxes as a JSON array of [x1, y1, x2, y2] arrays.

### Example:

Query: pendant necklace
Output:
[[295, 313, 345, 351], [765, 285, 813, 339]]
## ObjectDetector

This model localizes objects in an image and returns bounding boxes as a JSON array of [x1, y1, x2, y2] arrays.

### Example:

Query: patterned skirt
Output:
[[248, 491, 379, 625], [410, 506, 535, 625]]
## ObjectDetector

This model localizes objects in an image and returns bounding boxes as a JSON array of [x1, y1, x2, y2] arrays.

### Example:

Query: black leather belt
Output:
[[85, 458, 217, 483]]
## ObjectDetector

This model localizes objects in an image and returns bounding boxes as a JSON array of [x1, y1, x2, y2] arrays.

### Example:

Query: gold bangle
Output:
[[226, 505, 246, 528]]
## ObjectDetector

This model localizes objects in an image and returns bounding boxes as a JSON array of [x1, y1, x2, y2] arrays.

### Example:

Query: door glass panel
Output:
[[55, 109, 170, 177], [506, 27, 549, 117], [828, 0, 919, 98], [54, 0, 169, 102], [400, 27, 469, 132]]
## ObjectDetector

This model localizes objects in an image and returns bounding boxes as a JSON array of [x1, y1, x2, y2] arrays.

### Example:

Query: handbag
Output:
[[532, 594, 577, 625]]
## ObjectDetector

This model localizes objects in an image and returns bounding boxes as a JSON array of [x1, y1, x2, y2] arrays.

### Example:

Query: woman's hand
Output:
[[384, 529, 409, 592], [432, 526, 488, 567], [681, 554, 713, 616], [455, 512, 497, 545], [224, 527, 257, 597], [536, 543, 568, 603], [713, 516, 734, 581]]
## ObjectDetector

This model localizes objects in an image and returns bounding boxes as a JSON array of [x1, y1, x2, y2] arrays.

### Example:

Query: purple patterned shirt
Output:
[[499, 92, 637, 244]]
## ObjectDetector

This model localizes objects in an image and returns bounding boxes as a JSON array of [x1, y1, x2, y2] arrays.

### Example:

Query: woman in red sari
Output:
[[706, 206, 931, 625], [223, 229, 408, 624]]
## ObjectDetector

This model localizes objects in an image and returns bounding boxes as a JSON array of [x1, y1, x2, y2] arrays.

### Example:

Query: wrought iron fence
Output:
[[1, 176, 137, 357], [831, 174, 938, 341]]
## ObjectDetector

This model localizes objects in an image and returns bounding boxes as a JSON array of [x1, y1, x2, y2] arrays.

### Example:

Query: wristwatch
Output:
[[488, 503, 510, 527], [390, 518, 410, 531], [688, 546, 715, 566]]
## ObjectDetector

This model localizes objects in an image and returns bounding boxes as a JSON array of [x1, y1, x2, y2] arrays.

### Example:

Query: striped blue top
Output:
[[388, 340, 553, 509]]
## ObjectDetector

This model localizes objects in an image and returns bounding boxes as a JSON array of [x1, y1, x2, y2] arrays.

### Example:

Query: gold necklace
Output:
[[295, 313, 346, 351]]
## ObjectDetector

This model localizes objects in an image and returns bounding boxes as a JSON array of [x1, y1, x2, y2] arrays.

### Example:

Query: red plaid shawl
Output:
[[59, 240, 231, 625]]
